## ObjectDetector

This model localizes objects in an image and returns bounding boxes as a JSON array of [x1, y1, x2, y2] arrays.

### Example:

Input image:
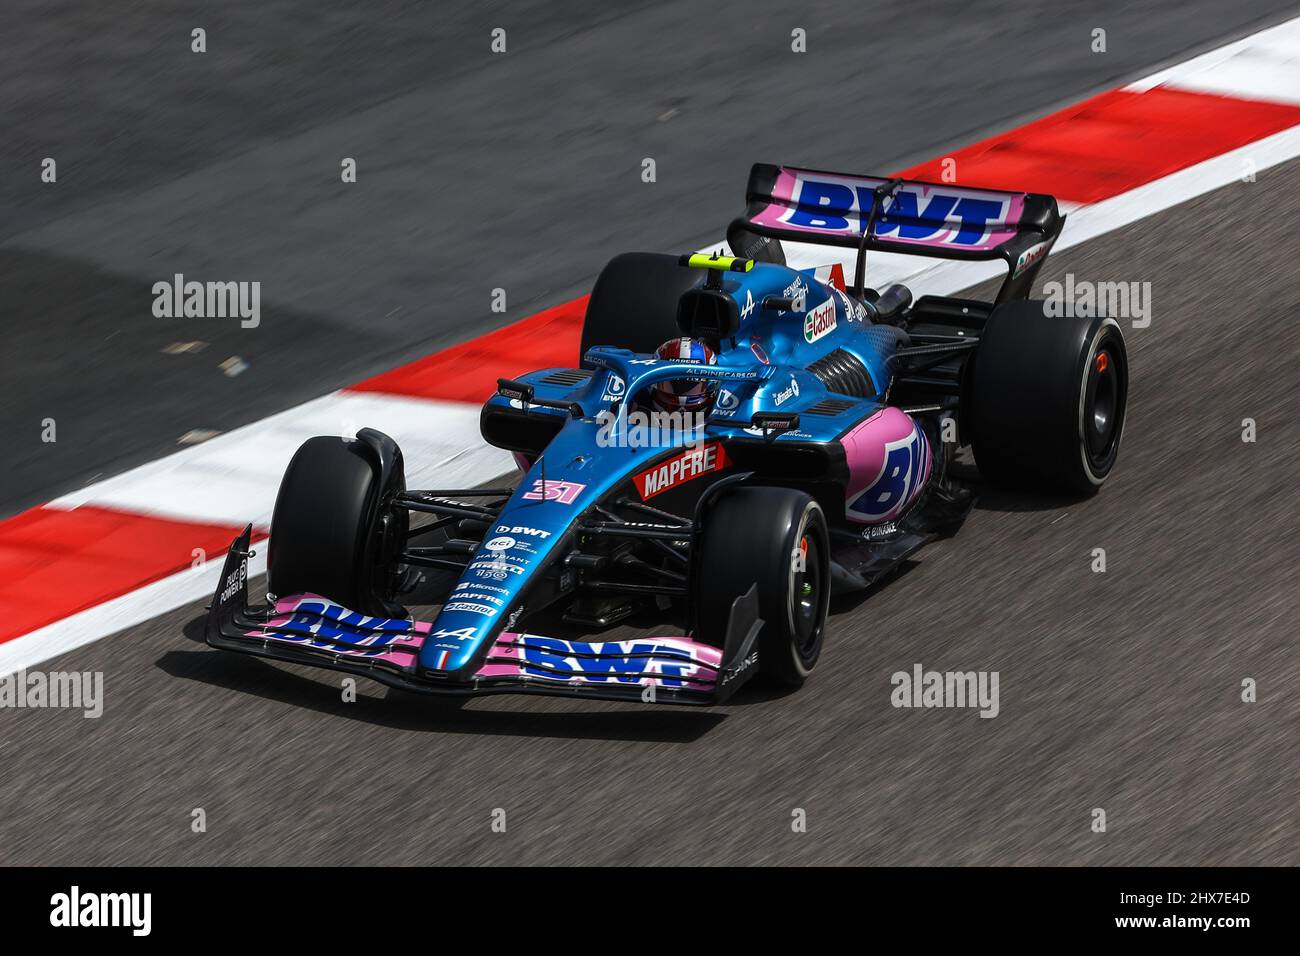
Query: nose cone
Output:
[[416, 474, 593, 674]]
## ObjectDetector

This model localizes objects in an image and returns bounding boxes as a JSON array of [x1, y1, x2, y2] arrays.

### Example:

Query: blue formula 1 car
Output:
[[206, 164, 1129, 705]]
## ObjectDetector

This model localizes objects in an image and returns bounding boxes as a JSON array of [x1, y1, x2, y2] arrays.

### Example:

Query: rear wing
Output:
[[731, 163, 1064, 303]]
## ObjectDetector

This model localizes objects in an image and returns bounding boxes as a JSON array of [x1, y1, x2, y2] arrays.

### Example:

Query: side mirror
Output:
[[496, 378, 535, 404], [496, 378, 582, 417]]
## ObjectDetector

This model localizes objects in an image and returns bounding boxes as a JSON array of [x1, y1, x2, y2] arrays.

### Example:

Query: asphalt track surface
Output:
[[4, 0, 1300, 516], [3, 4, 1299, 864]]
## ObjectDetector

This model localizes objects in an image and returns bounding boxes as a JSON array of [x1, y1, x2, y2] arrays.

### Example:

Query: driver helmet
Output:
[[649, 337, 718, 413]]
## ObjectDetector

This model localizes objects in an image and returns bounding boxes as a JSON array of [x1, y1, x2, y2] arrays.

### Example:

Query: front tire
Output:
[[967, 300, 1129, 495], [267, 436, 405, 615], [694, 486, 830, 687]]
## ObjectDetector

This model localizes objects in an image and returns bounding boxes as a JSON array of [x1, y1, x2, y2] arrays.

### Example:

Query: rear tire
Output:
[[579, 252, 700, 360], [267, 436, 403, 615], [694, 486, 830, 687], [967, 300, 1128, 495]]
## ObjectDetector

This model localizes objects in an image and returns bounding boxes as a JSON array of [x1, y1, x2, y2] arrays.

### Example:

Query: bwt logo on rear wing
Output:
[[735, 163, 1065, 302]]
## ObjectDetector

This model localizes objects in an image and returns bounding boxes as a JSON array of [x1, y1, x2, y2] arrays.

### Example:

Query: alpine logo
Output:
[[721, 650, 759, 686], [633, 442, 729, 500], [522, 479, 586, 504], [803, 298, 837, 343]]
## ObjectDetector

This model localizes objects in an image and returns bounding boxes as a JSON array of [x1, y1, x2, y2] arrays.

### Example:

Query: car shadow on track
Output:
[[167, 615, 725, 743], [952, 461, 1091, 514], [827, 560, 922, 618], [972, 486, 1090, 514]]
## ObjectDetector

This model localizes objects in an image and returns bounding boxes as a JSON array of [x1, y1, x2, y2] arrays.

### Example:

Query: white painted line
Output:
[[1049, 123, 1300, 250], [1126, 15, 1300, 105], [51, 391, 514, 528]]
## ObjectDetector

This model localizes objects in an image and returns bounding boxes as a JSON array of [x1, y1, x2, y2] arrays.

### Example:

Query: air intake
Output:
[[806, 349, 875, 398], [805, 397, 859, 416], [540, 369, 592, 386]]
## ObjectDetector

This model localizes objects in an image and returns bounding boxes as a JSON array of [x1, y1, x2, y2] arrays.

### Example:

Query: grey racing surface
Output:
[[2, 2, 1298, 865], [3, 0, 1299, 515], [3, 161, 1297, 866]]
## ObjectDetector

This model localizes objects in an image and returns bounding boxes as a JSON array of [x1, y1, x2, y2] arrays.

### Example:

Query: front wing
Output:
[[205, 527, 762, 706]]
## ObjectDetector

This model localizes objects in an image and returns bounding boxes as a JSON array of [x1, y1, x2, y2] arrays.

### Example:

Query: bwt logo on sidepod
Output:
[[849, 425, 930, 521], [785, 176, 1011, 248]]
